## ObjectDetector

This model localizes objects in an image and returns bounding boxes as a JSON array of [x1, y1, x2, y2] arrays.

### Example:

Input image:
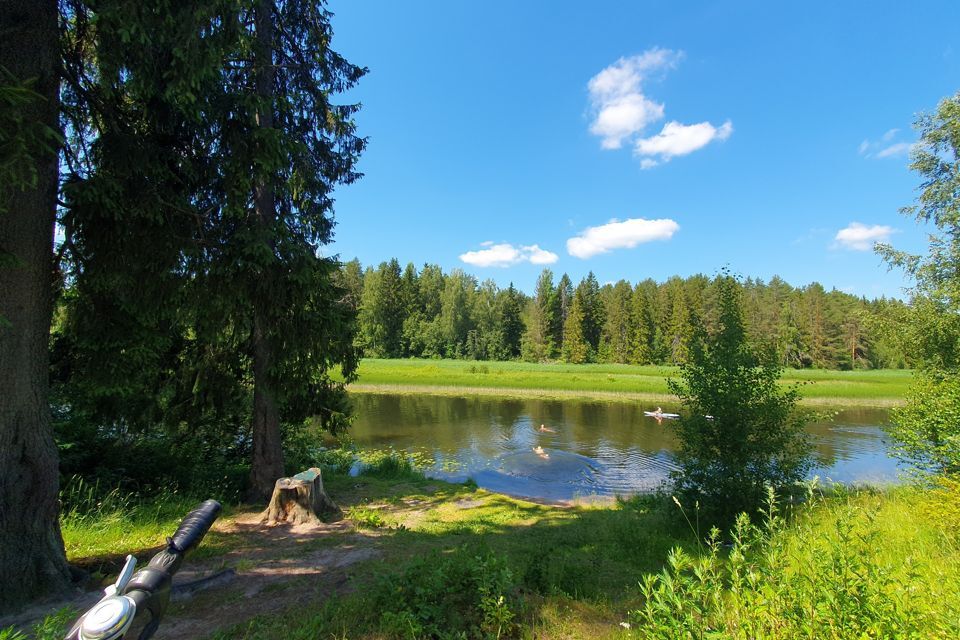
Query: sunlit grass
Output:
[[342, 358, 913, 406]]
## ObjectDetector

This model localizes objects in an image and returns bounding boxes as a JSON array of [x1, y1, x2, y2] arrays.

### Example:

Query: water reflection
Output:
[[348, 394, 901, 502]]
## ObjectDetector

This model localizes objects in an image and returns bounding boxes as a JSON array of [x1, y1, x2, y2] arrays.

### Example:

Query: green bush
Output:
[[357, 449, 426, 480], [668, 272, 812, 525], [628, 489, 958, 639], [374, 547, 518, 639], [888, 372, 960, 475]]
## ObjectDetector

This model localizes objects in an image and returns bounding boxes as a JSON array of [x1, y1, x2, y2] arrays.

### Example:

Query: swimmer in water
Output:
[[533, 446, 549, 459], [538, 423, 555, 433]]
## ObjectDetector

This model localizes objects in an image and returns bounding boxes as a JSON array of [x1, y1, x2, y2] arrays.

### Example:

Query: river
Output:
[[348, 393, 901, 502]]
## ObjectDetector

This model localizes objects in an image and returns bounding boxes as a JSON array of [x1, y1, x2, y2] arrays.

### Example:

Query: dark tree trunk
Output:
[[0, 0, 73, 613], [247, 0, 284, 503]]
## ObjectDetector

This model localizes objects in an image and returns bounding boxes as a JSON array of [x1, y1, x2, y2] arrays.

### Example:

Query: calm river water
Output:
[[349, 394, 901, 502]]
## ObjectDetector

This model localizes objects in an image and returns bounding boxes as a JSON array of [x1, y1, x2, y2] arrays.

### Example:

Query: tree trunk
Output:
[[0, 0, 73, 613], [261, 468, 339, 525], [247, 0, 284, 503]]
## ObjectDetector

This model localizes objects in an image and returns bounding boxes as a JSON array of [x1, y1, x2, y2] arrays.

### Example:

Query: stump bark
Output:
[[260, 467, 339, 525]]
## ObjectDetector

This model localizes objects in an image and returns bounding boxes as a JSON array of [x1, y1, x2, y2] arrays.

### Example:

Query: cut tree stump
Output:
[[260, 467, 339, 526]]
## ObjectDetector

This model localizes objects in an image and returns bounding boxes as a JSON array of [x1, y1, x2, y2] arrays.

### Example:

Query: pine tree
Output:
[[522, 269, 555, 362], [562, 293, 589, 364]]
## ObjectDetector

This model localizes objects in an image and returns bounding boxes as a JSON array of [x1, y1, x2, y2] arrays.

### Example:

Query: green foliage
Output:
[[0, 607, 75, 640], [374, 548, 518, 640], [0, 69, 61, 216], [54, 0, 364, 498], [349, 261, 908, 370], [629, 489, 959, 639], [356, 449, 426, 480], [561, 292, 589, 363], [58, 476, 209, 560], [889, 372, 960, 474], [668, 273, 812, 524], [878, 92, 960, 476]]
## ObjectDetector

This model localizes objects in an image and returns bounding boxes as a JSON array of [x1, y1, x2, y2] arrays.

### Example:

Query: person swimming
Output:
[[538, 423, 555, 433], [533, 445, 549, 459]]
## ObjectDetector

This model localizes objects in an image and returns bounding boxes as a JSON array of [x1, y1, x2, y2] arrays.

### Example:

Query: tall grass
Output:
[[59, 476, 207, 560], [629, 486, 960, 638], [0, 608, 75, 640]]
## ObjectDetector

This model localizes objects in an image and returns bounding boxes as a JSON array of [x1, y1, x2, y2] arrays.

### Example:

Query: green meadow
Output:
[[344, 358, 913, 407]]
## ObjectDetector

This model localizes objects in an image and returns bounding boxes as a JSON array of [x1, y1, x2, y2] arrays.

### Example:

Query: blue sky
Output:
[[324, 0, 959, 299]]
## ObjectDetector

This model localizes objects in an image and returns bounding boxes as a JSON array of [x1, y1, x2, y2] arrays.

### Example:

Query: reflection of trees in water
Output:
[[805, 408, 891, 469], [349, 395, 890, 483]]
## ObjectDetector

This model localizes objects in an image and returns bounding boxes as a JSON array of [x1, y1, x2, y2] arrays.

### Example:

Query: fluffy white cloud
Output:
[[459, 242, 558, 268], [587, 49, 732, 166], [587, 49, 681, 149], [634, 120, 733, 167], [567, 218, 679, 259], [522, 244, 560, 265], [833, 222, 896, 251]]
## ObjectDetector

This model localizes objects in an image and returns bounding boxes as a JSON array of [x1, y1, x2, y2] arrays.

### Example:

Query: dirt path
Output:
[[1, 511, 382, 639], [157, 513, 382, 639]]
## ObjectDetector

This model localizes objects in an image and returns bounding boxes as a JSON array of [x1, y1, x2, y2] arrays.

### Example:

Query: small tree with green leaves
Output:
[[667, 272, 812, 524], [876, 93, 960, 477]]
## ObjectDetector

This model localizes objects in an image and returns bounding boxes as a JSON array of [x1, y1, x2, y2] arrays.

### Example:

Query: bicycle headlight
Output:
[[78, 595, 136, 640]]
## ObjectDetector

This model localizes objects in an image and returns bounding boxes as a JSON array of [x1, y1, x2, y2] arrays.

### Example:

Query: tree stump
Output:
[[260, 467, 339, 525]]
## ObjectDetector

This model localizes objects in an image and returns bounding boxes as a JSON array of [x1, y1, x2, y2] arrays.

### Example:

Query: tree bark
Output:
[[0, 0, 73, 613], [247, 0, 284, 503], [261, 468, 339, 525]]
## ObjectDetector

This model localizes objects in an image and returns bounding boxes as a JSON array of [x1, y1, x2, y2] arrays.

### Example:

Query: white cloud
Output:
[[635, 120, 733, 167], [587, 49, 732, 166], [587, 48, 681, 149], [833, 222, 896, 251], [875, 142, 915, 158], [567, 218, 679, 259], [459, 242, 558, 268], [522, 244, 560, 265], [859, 130, 915, 159]]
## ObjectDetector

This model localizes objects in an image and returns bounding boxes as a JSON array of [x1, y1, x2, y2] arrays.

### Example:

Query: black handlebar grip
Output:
[[169, 499, 221, 555]]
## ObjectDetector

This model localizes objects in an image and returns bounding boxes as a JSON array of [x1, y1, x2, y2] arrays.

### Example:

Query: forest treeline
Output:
[[343, 258, 911, 370]]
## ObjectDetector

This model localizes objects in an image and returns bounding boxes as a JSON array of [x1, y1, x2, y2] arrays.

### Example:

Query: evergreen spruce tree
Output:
[[562, 293, 589, 364]]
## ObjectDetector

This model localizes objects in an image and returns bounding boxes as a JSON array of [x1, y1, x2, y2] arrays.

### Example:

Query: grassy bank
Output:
[[345, 359, 912, 407], [13, 458, 956, 639]]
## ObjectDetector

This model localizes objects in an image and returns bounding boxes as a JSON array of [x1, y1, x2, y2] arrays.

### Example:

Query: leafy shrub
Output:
[[668, 272, 812, 525], [628, 489, 958, 638], [888, 372, 960, 475], [345, 506, 387, 529], [920, 474, 960, 536], [357, 449, 426, 480], [374, 547, 518, 639]]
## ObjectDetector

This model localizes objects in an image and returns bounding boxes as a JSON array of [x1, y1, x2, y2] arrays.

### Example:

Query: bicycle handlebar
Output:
[[169, 499, 222, 555], [65, 499, 222, 640]]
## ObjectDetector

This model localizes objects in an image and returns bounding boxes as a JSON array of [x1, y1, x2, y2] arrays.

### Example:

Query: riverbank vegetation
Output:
[[345, 358, 913, 406], [5, 461, 958, 639]]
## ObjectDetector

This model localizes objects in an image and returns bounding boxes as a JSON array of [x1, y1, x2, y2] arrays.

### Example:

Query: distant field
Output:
[[344, 359, 913, 408]]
